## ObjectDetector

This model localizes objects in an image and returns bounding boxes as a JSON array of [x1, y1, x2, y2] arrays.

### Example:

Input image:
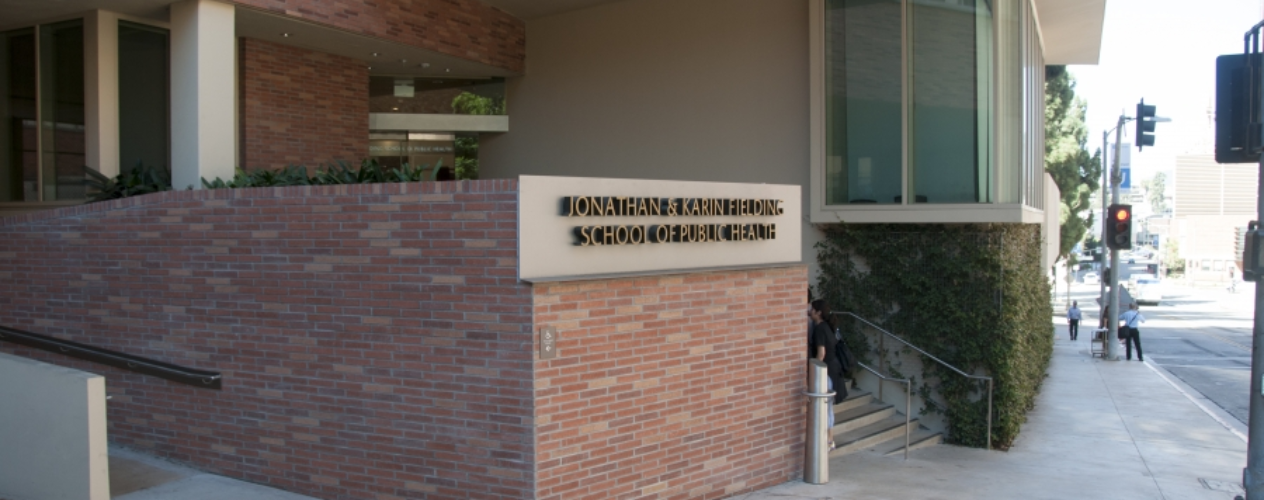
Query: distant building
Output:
[[1172, 154, 1255, 282]]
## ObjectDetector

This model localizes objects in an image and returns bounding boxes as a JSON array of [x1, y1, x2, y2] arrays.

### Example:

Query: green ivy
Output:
[[816, 223, 1052, 449]]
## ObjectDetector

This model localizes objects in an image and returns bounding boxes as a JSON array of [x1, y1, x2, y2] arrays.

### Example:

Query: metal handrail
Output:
[[834, 311, 993, 450], [0, 325, 222, 389], [854, 361, 912, 460]]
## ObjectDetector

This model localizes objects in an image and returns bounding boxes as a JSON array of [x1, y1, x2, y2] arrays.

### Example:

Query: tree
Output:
[[1045, 66, 1103, 264], [1145, 172, 1168, 215]]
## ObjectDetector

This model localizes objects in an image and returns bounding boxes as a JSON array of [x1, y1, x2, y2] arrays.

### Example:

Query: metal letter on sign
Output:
[[540, 326, 558, 360]]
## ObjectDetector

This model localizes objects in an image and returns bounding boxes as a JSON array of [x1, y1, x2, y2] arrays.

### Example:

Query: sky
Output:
[[1070, 0, 1264, 187]]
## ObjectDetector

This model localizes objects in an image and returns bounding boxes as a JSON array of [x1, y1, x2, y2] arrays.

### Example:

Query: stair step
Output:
[[829, 415, 916, 457], [832, 402, 895, 435], [832, 390, 872, 413], [869, 428, 944, 456]]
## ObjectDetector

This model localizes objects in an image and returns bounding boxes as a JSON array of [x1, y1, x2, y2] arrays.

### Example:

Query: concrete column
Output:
[[171, 0, 235, 190], [85, 10, 120, 178]]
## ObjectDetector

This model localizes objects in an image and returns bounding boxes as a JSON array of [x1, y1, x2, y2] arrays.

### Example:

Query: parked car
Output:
[[1082, 271, 1099, 285], [1133, 277, 1163, 305]]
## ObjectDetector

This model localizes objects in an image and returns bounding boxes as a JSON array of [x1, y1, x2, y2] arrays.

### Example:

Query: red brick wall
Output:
[[532, 268, 807, 499], [0, 180, 535, 500], [239, 38, 369, 171], [230, 0, 526, 74]]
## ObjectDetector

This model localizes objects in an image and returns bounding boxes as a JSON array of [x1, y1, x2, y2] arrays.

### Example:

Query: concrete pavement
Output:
[[737, 317, 1249, 500]]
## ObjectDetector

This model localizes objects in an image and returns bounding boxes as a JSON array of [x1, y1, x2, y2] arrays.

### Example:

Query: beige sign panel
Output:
[[519, 176, 801, 281]]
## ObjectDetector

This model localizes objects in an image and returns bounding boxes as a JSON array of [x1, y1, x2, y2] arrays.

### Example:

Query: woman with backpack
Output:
[[809, 300, 847, 449]]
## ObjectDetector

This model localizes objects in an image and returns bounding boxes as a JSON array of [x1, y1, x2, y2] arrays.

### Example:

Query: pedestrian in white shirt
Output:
[[1118, 302, 1145, 361], [1066, 301, 1082, 340]]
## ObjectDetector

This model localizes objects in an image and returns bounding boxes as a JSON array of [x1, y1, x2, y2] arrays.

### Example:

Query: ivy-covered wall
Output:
[[815, 223, 1053, 449]]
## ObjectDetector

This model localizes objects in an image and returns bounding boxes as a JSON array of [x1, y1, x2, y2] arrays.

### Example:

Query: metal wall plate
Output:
[[540, 326, 558, 360]]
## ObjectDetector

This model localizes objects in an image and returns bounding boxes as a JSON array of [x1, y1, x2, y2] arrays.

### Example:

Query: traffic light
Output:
[[1105, 204, 1133, 250], [1136, 99, 1157, 150]]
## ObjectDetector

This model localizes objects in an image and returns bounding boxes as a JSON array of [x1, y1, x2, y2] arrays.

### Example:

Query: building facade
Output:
[[1172, 153, 1256, 283], [0, 0, 1105, 498]]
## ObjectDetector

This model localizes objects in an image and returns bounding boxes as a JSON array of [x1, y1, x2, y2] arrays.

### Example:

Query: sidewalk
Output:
[[737, 320, 1249, 500], [108, 318, 1248, 500]]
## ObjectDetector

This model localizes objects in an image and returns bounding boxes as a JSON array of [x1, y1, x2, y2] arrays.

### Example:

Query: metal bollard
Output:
[[804, 359, 834, 484]]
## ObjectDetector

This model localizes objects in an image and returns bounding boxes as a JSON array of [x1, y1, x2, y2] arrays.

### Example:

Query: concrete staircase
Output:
[[828, 390, 942, 457]]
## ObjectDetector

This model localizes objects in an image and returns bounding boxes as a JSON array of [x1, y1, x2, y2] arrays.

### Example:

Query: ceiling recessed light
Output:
[[400, 59, 407, 64], [445, 68, 450, 73], [281, 33, 290, 37], [367, 66, 372, 70], [421, 63, 430, 68], [372, 52, 379, 57]]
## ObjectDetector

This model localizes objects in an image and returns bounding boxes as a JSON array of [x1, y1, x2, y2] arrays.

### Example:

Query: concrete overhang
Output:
[[1034, 0, 1107, 65]]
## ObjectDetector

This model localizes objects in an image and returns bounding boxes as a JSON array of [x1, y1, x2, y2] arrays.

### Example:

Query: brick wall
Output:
[[0, 180, 534, 500], [239, 38, 369, 171], [532, 267, 807, 499], [230, 0, 526, 74]]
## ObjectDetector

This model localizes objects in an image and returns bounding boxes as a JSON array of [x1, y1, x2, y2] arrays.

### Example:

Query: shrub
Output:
[[84, 163, 172, 202], [815, 223, 1052, 449], [201, 159, 448, 189]]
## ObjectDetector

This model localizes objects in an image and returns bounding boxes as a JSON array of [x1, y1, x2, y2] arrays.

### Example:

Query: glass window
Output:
[[369, 77, 504, 115], [39, 19, 85, 201], [0, 28, 37, 201], [824, 0, 902, 205], [823, 0, 996, 206], [118, 21, 169, 173], [909, 0, 992, 203]]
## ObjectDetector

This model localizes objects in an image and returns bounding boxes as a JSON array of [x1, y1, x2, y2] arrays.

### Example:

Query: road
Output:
[[1060, 280, 1254, 425]]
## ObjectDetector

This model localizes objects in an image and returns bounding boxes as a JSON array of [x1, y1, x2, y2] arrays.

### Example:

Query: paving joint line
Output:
[[1093, 357, 1166, 498]]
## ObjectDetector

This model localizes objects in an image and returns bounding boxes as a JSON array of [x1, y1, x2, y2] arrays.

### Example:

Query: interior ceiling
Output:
[[477, 0, 626, 20], [1033, 0, 1107, 65]]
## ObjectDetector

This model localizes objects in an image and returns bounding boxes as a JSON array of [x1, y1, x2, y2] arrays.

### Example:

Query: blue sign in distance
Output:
[[1120, 168, 1131, 189]]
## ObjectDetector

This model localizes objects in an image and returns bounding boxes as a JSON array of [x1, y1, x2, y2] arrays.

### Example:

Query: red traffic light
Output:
[[1106, 204, 1133, 250]]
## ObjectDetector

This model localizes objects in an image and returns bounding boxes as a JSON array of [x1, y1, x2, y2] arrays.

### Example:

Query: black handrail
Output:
[[0, 325, 222, 390]]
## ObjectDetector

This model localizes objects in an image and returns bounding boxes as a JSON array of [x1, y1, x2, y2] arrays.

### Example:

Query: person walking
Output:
[[809, 299, 846, 449], [1067, 301, 1082, 341], [1119, 302, 1146, 361]]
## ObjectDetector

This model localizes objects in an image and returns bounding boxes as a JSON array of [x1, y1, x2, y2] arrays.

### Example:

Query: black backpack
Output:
[[833, 328, 856, 378]]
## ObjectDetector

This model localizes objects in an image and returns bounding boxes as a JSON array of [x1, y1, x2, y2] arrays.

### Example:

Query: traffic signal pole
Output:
[[1106, 116, 1125, 361], [1246, 23, 1264, 500]]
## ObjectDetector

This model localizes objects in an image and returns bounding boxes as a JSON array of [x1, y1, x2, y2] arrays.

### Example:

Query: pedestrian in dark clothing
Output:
[[809, 300, 846, 405]]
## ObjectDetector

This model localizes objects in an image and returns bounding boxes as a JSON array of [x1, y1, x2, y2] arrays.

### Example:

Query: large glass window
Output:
[[0, 20, 86, 202], [909, 0, 992, 203], [825, 0, 902, 205], [0, 28, 36, 201], [39, 19, 85, 201], [824, 0, 994, 205], [118, 21, 169, 172]]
